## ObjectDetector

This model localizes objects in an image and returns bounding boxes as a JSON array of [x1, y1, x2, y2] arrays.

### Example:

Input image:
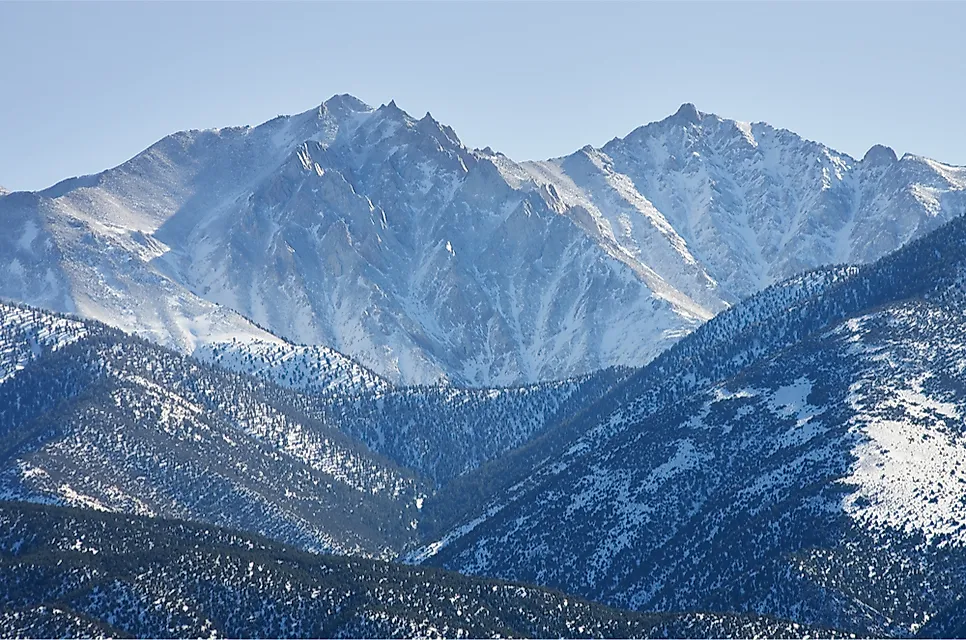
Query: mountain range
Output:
[[0, 298, 630, 559], [6, 196, 966, 636], [413, 207, 966, 637], [3, 96, 966, 638], [2, 96, 964, 385]]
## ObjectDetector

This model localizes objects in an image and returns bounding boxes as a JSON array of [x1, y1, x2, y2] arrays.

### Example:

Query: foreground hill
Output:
[[0, 501, 839, 639], [415, 212, 966, 637]]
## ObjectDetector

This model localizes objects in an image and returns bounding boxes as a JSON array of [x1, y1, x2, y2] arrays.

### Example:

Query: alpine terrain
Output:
[[2, 93, 966, 639], [1, 96, 964, 385], [0, 299, 626, 558], [414, 206, 966, 637]]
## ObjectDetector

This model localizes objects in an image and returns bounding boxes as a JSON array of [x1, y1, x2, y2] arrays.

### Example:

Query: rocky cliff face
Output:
[[1, 96, 963, 384], [521, 103, 966, 304]]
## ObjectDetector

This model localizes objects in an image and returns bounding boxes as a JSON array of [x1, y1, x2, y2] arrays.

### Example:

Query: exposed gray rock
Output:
[[1, 97, 963, 385]]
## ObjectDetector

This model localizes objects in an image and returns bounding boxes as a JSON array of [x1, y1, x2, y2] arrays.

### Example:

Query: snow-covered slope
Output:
[[520, 104, 966, 304], [193, 337, 387, 396], [0, 300, 632, 556], [1, 97, 963, 385], [414, 212, 966, 637], [0, 301, 425, 558]]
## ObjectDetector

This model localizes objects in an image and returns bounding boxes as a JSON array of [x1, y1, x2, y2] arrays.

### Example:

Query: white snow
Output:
[[843, 368, 966, 542], [766, 377, 823, 426], [17, 221, 38, 251], [2, 95, 964, 386]]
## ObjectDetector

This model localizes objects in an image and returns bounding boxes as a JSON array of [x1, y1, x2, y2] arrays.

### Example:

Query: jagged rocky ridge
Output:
[[413, 210, 966, 637], [1, 96, 963, 385]]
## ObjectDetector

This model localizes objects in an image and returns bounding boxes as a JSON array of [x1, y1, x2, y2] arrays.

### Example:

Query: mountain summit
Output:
[[670, 102, 702, 123], [0, 95, 963, 384]]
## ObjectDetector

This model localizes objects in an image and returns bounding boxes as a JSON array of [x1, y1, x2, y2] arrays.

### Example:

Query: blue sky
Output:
[[2, 1, 964, 192]]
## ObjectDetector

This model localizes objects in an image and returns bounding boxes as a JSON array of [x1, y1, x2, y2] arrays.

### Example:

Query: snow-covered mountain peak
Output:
[[862, 143, 898, 165], [377, 99, 410, 122], [321, 92, 372, 113], [669, 101, 702, 124], [531, 103, 966, 307], [2, 99, 965, 385]]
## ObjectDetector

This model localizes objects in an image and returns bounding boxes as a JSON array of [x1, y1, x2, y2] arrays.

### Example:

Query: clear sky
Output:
[[2, 1, 964, 192]]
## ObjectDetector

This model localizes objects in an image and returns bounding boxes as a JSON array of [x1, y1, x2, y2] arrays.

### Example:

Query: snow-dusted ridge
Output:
[[0, 301, 89, 383], [413, 211, 966, 637], [1, 96, 964, 385], [0, 298, 426, 558], [0, 501, 836, 639], [193, 336, 388, 396], [0, 298, 632, 559]]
